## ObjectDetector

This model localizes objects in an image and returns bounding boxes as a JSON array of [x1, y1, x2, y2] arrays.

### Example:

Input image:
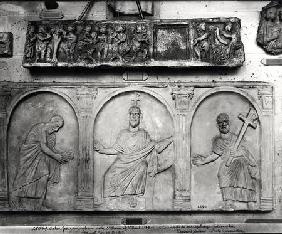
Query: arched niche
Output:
[[190, 89, 261, 211], [93, 90, 175, 210], [7, 91, 79, 211]]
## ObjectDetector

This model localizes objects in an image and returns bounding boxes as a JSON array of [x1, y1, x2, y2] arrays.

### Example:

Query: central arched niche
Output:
[[191, 91, 261, 211], [8, 92, 79, 211], [93, 91, 174, 210]]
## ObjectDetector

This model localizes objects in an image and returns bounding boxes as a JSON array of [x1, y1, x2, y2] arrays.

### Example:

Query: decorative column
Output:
[[171, 85, 194, 210], [258, 86, 274, 210], [0, 90, 10, 208], [75, 86, 97, 210]]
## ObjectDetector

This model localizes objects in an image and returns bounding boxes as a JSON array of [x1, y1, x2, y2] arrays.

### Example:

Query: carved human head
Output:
[[128, 106, 141, 128], [265, 7, 277, 21], [225, 22, 233, 32], [99, 25, 107, 33], [38, 25, 46, 34], [85, 25, 92, 33], [67, 25, 75, 32], [47, 115, 64, 133], [199, 22, 206, 31], [216, 113, 230, 134], [115, 25, 125, 32], [136, 24, 145, 33], [29, 25, 35, 33]]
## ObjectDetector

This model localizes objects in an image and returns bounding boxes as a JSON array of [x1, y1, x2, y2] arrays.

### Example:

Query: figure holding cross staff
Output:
[[192, 108, 259, 211]]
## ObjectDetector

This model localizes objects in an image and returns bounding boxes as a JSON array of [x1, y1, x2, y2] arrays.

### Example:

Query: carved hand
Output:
[[225, 147, 244, 167], [192, 154, 205, 166], [62, 151, 74, 161], [56, 154, 70, 164]]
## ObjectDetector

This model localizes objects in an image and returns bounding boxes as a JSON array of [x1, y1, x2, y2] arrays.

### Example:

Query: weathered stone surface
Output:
[[22, 18, 245, 68], [257, 1, 282, 55], [0, 32, 12, 57], [0, 81, 273, 211]]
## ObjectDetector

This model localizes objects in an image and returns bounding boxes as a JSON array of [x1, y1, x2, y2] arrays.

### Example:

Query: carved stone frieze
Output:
[[22, 18, 245, 68], [0, 81, 273, 211], [257, 1, 282, 55], [0, 32, 13, 57]]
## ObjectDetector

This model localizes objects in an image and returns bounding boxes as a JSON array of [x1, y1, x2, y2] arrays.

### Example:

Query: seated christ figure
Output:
[[94, 103, 173, 198]]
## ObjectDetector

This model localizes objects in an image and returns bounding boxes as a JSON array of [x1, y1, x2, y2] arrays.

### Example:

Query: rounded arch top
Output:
[[93, 86, 176, 121], [190, 86, 263, 123], [7, 88, 79, 125]]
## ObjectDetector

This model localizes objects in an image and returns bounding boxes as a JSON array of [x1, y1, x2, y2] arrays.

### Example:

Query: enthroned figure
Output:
[[192, 113, 259, 211], [12, 115, 73, 210], [94, 102, 173, 198]]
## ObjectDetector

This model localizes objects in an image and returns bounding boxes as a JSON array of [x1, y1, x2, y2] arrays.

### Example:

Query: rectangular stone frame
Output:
[[0, 81, 273, 211], [22, 18, 245, 68]]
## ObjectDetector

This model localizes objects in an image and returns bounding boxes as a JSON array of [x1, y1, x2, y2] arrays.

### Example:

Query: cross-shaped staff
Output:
[[131, 92, 141, 107], [226, 107, 258, 166]]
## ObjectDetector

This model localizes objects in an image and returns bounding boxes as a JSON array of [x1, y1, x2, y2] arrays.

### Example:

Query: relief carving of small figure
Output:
[[0, 33, 10, 55], [11, 115, 74, 210], [193, 22, 210, 61], [96, 25, 109, 62], [211, 22, 243, 64], [264, 10, 282, 54], [47, 26, 64, 63], [35, 25, 52, 62], [130, 24, 150, 62], [107, 25, 129, 62], [257, 1, 282, 54], [76, 25, 98, 63], [94, 104, 173, 198], [192, 111, 259, 211], [58, 25, 77, 62], [24, 26, 37, 61]]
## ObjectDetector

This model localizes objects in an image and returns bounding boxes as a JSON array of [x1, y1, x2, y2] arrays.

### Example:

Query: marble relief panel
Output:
[[0, 82, 274, 211]]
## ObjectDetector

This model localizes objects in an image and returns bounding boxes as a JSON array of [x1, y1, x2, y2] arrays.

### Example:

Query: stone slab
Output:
[[0, 81, 273, 212], [22, 18, 245, 68], [257, 1, 282, 55], [0, 32, 12, 57]]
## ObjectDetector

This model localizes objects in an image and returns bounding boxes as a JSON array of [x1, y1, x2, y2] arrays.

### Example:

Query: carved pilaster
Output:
[[0, 90, 10, 208], [75, 86, 97, 210], [258, 86, 273, 112], [257, 86, 274, 210], [171, 86, 194, 210]]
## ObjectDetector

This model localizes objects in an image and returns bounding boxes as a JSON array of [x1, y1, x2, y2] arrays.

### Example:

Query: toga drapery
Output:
[[103, 128, 156, 197], [13, 123, 60, 199], [212, 133, 258, 202]]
